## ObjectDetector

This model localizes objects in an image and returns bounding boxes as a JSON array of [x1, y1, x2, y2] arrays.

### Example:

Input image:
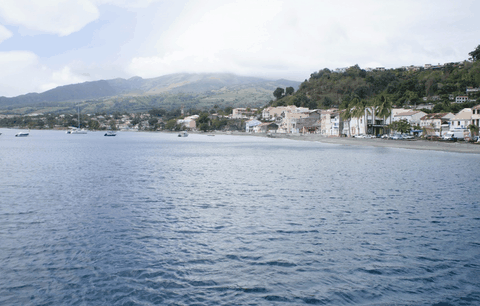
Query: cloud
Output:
[[0, 24, 13, 43], [0, 51, 92, 96], [127, 0, 480, 82], [0, 0, 100, 36], [1, 0, 479, 97], [39, 66, 90, 92], [0, 51, 40, 96]]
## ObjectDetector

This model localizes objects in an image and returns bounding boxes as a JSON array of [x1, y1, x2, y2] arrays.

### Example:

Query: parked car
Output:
[[402, 134, 414, 139], [390, 134, 403, 140], [380, 134, 389, 139], [354, 134, 366, 138]]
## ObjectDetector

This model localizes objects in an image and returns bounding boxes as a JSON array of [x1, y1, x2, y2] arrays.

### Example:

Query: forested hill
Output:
[[0, 73, 300, 114], [269, 59, 480, 112]]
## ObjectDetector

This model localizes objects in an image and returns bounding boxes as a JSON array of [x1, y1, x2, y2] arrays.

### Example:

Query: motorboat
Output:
[[178, 131, 188, 137], [15, 131, 29, 137], [104, 131, 116, 136]]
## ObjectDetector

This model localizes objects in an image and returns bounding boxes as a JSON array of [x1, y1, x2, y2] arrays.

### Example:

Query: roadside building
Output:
[[450, 108, 472, 129], [177, 115, 199, 130], [393, 110, 427, 126], [420, 113, 455, 136], [253, 122, 278, 133], [472, 105, 480, 127], [232, 108, 257, 119], [320, 109, 340, 136], [245, 119, 262, 133]]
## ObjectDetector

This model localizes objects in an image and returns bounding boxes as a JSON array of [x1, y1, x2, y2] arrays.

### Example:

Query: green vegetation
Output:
[[269, 45, 480, 112], [387, 119, 412, 134]]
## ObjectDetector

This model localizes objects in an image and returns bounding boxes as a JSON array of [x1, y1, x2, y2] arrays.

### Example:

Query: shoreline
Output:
[[3, 128, 479, 154], [218, 131, 480, 154]]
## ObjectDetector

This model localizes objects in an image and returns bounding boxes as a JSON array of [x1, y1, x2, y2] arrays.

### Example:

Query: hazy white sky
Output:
[[0, 0, 478, 97]]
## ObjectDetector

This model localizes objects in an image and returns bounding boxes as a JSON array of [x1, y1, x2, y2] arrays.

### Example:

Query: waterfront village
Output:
[[1, 88, 479, 141], [2, 103, 480, 141]]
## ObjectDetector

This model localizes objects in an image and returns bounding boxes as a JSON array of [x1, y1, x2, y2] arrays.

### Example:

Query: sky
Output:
[[0, 0, 479, 97]]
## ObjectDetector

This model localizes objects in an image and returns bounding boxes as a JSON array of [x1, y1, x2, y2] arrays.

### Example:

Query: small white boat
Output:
[[178, 131, 188, 137], [70, 128, 87, 134], [15, 131, 29, 137], [104, 131, 116, 136], [67, 107, 87, 134]]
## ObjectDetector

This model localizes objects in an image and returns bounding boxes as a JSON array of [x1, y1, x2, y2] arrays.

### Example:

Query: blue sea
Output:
[[1, 129, 479, 305]]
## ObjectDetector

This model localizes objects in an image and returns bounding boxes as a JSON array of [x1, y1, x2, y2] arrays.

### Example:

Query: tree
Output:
[[88, 119, 100, 130], [467, 124, 479, 138], [273, 87, 285, 100], [109, 119, 117, 130], [366, 98, 379, 135], [469, 44, 480, 61], [148, 117, 159, 130], [376, 95, 392, 135], [165, 119, 180, 131], [352, 98, 366, 136], [340, 101, 353, 137], [323, 96, 333, 107], [285, 86, 295, 96], [388, 119, 411, 134], [148, 108, 166, 117]]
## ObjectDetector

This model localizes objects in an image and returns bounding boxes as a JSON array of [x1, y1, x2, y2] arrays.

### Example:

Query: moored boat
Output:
[[15, 131, 29, 137], [104, 131, 116, 136], [67, 107, 87, 134], [178, 131, 188, 137]]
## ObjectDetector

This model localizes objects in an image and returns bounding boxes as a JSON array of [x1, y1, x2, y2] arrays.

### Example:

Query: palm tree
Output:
[[376, 95, 392, 135], [340, 101, 353, 137], [467, 124, 479, 141], [352, 99, 366, 136], [366, 98, 379, 135]]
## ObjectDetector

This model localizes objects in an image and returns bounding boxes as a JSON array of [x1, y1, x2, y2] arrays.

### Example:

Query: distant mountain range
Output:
[[0, 73, 301, 114]]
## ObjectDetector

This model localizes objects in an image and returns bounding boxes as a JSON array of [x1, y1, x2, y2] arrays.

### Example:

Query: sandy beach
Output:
[[265, 133, 480, 154], [215, 131, 480, 154]]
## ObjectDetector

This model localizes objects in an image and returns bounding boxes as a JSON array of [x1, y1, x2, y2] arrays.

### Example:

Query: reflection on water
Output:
[[1, 130, 479, 305]]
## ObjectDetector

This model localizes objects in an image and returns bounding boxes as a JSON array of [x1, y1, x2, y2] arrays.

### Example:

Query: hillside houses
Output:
[[245, 104, 480, 138]]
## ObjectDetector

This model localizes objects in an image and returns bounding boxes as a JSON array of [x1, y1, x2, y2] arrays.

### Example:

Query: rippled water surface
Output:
[[1, 129, 480, 305]]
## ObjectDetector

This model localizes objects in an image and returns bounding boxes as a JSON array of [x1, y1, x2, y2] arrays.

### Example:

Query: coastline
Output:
[[221, 131, 480, 154]]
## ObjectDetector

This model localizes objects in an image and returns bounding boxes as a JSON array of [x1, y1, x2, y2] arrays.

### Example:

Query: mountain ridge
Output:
[[0, 73, 300, 110]]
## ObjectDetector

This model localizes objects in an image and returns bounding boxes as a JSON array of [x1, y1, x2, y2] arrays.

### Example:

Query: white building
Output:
[[177, 115, 199, 130], [455, 96, 469, 103], [232, 108, 257, 119], [245, 119, 262, 133], [420, 113, 455, 136], [393, 110, 427, 126], [472, 105, 480, 127], [450, 108, 472, 129], [320, 109, 340, 136]]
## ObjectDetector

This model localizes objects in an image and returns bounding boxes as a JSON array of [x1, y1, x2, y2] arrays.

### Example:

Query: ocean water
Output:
[[1, 129, 479, 305]]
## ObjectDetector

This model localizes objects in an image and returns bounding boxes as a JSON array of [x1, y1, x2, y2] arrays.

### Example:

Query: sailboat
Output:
[[67, 108, 87, 134]]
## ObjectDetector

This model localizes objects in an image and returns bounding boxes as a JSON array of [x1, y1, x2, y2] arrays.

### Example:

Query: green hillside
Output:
[[0, 73, 300, 115], [269, 46, 480, 113]]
